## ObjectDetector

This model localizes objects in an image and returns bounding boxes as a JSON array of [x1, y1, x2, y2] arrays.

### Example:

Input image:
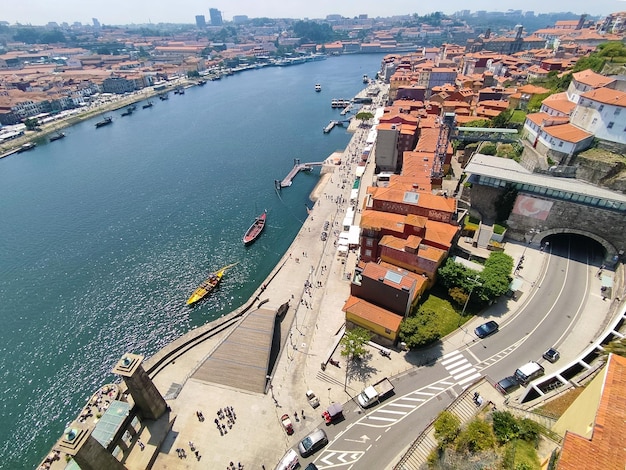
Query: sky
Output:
[[4, 0, 625, 26]]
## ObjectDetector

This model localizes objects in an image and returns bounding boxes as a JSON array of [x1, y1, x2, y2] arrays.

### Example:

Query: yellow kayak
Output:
[[186, 263, 237, 305]]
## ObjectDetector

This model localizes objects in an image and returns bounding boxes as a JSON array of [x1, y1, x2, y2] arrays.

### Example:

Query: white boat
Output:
[[315, 84, 321, 92]]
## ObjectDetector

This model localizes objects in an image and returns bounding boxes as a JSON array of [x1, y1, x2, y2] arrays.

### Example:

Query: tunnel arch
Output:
[[535, 228, 617, 260]]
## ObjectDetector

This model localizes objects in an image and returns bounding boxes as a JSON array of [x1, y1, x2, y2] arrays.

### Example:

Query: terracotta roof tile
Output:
[[542, 123, 593, 143], [580, 87, 626, 108], [572, 69, 615, 88], [342, 295, 403, 331], [557, 354, 626, 470]]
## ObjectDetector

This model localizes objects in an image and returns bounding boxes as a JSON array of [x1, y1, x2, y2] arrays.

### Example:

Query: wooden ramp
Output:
[[191, 307, 276, 393]]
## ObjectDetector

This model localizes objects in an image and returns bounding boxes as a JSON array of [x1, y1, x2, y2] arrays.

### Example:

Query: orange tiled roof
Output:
[[361, 262, 424, 292], [542, 122, 593, 143], [517, 84, 550, 95], [557, 354, 626, 470], [572, 69, 615, 88], [342, 295, 403, 331], [542, 92, 576, 115], [424, 219, 459, 248], [360, 209, 406, 233], [580, 87, 626, 108], [525, 112, 570, 127]]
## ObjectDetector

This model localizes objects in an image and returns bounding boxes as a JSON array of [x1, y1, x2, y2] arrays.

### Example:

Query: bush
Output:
[[493, 224, 507, 235], [434, 411, 461, 446], [449, 287, 468, 307], [481, 143, 497, 155], [399, 309, 441, 348], [492, 411, 519, 444], [456, 418, 495, 453]]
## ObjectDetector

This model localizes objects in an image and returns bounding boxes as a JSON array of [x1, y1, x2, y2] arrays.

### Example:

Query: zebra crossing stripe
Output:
[[389, 403, 416, 408], [448, 362, 473, 375], [454, 368, 478, 380], [458, 372, 481, 385], [442, 349, 461, 359], [376, 409, 407, 415], [367, 416, 397, 422], [441, 353, 463, 365]]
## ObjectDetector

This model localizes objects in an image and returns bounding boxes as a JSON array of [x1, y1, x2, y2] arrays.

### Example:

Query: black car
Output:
[[495, 376, 520, 394], [542, 348, 560, 363], [474, 320, 499, 338]]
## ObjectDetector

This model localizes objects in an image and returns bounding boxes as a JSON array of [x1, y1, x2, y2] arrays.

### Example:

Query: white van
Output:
[[514, 361, 544, 385]]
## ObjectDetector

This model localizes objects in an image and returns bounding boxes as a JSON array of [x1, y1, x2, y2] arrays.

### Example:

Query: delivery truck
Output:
[[357, 377, 394, 407]]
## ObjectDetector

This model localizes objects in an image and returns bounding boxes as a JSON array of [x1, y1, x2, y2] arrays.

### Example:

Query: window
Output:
[[591, 118, 597, 125], [607, 122, 614, 129], [365, 249, 372, 257], [614, 108, 621, 115], [599, 105, 604, 111], [558, 141, 563, 147], [366, 238, 374, 247]]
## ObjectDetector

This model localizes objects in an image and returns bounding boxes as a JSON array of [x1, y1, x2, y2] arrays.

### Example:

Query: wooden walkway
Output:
[[191, 307, 276, 393]]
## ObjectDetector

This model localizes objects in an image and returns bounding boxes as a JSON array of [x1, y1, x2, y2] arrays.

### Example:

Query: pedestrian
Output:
[[301, 409, 305, 419], [138, 440, 145, 451]]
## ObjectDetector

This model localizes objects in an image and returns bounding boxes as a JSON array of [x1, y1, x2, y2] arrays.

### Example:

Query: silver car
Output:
[[298, 428, 328, 457]]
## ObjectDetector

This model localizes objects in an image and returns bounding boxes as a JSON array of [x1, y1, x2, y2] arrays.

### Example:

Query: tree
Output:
[[481, 142, 497, 155], [437, 258, 480, 291], [340, 327, 371, 360], [24, 117, 39, 130], [399, 309, 442, 348], [456, 418, 495, 453], [355, 111, 374, 126], [434, 411, 461, 446], [491, 109, 512, 128]]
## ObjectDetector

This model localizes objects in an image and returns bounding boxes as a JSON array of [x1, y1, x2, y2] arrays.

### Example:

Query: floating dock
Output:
[[276, 159, 323, 189]]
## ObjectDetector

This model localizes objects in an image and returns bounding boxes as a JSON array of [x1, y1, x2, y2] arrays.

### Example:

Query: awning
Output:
[[348, 225, 361, 245]]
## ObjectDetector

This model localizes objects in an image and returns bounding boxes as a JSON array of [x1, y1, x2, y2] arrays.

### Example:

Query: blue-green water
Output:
[[0, 54, 384, 469]]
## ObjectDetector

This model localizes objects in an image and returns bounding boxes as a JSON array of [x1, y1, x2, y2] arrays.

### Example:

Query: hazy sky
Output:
[[5, 0, 625, 26]]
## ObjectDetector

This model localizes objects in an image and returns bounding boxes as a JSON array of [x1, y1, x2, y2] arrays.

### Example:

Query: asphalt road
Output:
[[307, 235, 600, 469]]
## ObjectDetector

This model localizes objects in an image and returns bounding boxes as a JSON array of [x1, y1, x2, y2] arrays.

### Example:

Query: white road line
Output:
[[453, 368, 478, 380], [388, 403, 416, 408], [440, 381, 454, 385], [401, 397, 426, 402], [429, 386, 445, 391], [376, 409, 407, 415], [410, 391, 436, 396], [442, 349, 460, 359], [443, 358, 467, 370], [367, 416, 397, 422], [447, 362, 473, 375], [457, 372, 481, 385], [441, 354, 463, 365]]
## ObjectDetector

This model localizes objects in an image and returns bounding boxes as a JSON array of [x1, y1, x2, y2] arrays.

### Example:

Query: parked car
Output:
[[543, 348, 560, 363], [306, 390, 320, 408], [514, 361, 545, 385], [280, 414, 294, 435], [298, 429, 328, 457], [495, 376, 520, 395], [474, 320, 499, 339]]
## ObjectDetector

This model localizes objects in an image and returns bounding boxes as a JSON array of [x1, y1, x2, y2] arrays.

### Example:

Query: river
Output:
[[0, 53, 385, 469]]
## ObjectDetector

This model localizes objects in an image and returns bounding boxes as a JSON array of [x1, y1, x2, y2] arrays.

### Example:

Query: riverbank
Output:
[[0, 79, 194, 155]]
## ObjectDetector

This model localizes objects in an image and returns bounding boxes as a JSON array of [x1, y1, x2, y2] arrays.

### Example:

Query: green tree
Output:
[[456, 418, 495, 453], [24, 117, 39, 130], [601, 337, 626, 359], [340, 327, 371, 360], [492, 109, 512, 128], [437, 258, 479, 291], [475, 252, 513, 301], [187, 70, 200, 78], [448, 286, 468, 307], [492, 411, 520, 444], [480, 143, 497, 155], [399, 309, 441, 348], [355, 111, 374, 124], [434, 411, 461, 446]]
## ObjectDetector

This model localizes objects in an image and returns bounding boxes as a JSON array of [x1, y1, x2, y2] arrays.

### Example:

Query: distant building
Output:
[[209, 8, 223, 26], [232, 15, 249, 24], [92, 18, 100, 29], [195, 15, 206, 28]]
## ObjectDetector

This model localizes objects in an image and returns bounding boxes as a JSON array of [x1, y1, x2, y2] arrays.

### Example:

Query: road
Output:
[[306, 235, 598, 469]]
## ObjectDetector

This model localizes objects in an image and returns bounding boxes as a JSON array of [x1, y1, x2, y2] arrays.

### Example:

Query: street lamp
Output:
[[461, 275, 483, 319]]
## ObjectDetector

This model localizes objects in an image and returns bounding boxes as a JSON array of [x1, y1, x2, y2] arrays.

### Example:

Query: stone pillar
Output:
[[57, 424, 126, 470], [112, 353, 167, 420]]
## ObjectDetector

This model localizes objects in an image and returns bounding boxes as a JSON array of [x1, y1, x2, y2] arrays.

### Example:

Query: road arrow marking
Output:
[[344, 434, 370, 443]]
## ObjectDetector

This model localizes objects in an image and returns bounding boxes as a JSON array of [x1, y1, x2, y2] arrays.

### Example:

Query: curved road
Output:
[[306, 235, 600, 469]]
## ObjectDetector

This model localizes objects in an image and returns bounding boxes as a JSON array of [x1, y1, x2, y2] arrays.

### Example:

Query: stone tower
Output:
[[57, 424, 126, 470], [112, 353, 167, 420]]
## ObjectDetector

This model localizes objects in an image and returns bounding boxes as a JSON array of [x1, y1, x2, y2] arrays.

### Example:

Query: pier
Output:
[[276, 158, 323, 188]]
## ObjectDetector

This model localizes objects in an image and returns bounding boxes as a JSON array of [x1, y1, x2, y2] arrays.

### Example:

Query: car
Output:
[[298, 428, 328, 457], [306, 390, 320, 408], [280, 414, 294, 435], [495, 376, 520, 395], [543, 348, 560, 363], [305, 464, 319, 470], [474, 320, 499, 339]]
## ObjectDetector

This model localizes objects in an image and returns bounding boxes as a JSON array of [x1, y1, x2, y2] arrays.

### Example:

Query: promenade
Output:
[[54, 81, 624, 470]]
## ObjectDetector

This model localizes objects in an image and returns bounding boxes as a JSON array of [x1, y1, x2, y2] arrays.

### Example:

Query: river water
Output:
[[0, 53, 384, 468]]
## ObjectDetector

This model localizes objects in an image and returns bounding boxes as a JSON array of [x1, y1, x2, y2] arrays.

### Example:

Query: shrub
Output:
[[449, 287, 468, 307], [492, 411, 519, 444], [493, 224, 507, 235], [434, 411, 461, 446], [456, 418, 495, 453]]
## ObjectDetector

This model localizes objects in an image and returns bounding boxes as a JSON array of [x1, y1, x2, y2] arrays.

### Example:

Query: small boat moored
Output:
[[16, 142, 37, 153], [315, 83, 321, 92], [186, 263, 238, 306], [243, 210, 267, 245], [95, 116, 113, 128], [142, 101, 154, 109], [49, 132, 65, 142]]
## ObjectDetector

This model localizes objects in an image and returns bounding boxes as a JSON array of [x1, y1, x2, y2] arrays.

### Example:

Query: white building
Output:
[[569, 87, 626, 144]]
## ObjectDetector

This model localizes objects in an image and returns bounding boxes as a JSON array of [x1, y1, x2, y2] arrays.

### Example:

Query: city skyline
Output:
[[3, 0, 624, 26]]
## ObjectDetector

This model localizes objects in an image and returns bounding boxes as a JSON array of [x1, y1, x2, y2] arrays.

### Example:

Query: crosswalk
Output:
[[441, 350, 481, 387], [362, 382, 450, 426]]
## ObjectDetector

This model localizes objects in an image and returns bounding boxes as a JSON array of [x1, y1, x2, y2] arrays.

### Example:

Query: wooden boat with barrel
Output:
[[242, 210, 267, 245], [186, 262, 237, 306]]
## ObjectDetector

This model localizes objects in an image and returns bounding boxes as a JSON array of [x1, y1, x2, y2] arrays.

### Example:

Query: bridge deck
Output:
[[280, 162, 324, 188], [191, 307, 276, 393]]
